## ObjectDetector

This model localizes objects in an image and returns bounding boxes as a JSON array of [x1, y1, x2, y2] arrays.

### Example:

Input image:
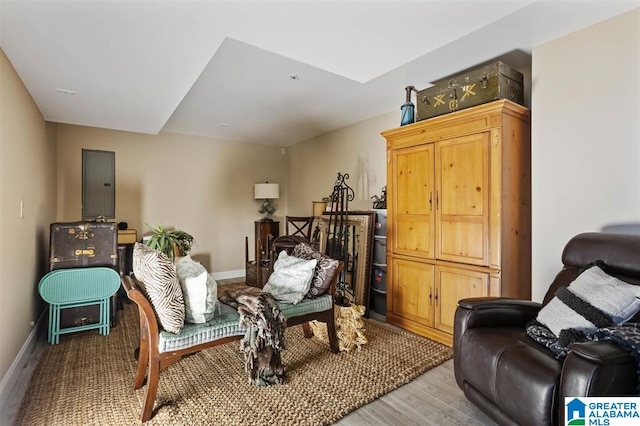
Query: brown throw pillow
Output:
[[292, 243, 339, 297]]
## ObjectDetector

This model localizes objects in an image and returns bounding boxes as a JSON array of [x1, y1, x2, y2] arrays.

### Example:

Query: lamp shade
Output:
[[312, 201, 326, 217], [254, 183, 279, 199]]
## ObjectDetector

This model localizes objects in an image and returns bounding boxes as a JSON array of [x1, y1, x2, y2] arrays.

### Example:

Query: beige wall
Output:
[[287, 110, 397, 215], [531, 8, 640, 301], [55, 125, 287, 273], [0, 49, 57, 381]]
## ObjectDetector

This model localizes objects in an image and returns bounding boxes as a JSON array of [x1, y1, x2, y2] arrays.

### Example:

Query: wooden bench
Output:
[[121, 252, 343, 422]]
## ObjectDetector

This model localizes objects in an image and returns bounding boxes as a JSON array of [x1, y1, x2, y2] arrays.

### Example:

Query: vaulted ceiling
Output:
[[1, 0, 637, 146]]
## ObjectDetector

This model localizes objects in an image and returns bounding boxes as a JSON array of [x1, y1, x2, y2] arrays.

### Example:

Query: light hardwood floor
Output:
[[336, 359, 496, 426]]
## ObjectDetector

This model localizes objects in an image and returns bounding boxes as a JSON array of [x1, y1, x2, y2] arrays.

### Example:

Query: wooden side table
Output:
[[245, 220, 279, 287]]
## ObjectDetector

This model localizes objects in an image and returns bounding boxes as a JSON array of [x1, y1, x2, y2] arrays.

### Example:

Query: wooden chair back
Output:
[[285, 216, 313, 240]]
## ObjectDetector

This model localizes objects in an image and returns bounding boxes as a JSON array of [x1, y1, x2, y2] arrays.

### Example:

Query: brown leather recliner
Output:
[[454, 233, 640, 426]]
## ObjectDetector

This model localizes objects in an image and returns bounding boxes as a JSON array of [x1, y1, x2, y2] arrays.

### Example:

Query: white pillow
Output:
[[263, 251, 317, 305], [175, 255, 219, 323], [537, 265, 640, 337]]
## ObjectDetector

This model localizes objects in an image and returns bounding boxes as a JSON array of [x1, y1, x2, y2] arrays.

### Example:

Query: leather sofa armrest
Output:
[[559, 341, 639, 423], [456, 297, 542, 329], [458, 297, 541, 310], [453, 297, 542, 389], [570, 341, 636, 365]]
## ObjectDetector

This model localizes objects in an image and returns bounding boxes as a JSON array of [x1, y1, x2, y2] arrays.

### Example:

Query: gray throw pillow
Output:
[[292, 242, 340, 297], [536, 265, 640, 337], [263, 250, 317, 304], [175, 255, 219, 324], [133, 243, 185, 334]]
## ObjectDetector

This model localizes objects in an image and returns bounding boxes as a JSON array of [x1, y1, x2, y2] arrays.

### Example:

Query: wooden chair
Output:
[[285, 216, 313, 240], [267, 235, 342, 351]]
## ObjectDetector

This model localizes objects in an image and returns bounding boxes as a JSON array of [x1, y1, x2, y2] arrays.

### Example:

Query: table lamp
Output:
[[254, 182, 279, 221]]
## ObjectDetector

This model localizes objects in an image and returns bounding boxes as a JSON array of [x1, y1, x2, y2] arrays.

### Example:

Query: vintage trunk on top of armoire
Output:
[[382, 99, 531, 346]]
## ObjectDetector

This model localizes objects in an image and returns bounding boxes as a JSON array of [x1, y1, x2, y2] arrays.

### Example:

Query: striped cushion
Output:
[[279, 293, 333, 318], [157, 295, 333, 352], [158, 302, 243, 352], [133, 243, 185, 334]]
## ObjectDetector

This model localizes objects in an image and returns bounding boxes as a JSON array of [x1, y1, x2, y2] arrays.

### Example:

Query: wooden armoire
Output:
[[381, 99, 531, 345]]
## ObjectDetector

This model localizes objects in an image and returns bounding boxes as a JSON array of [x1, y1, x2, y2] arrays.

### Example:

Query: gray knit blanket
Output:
[[527, 321, 640, 393], [219, 283, 287, 386], [596, 323, 640, 393]]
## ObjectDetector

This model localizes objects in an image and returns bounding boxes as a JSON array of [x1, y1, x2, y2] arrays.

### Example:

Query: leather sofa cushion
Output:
[[458, 327, 562, 425]]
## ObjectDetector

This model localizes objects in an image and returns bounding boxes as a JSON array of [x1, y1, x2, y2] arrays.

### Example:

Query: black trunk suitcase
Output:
[[49, 221, 119, 326], [49, 221, 118, 270], [416, 61, 524, 121]]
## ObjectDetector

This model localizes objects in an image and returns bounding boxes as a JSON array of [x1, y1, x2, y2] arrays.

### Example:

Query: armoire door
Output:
[[434, 265, 489, 334], [391, 144, 435, 259], [435, 133, 490, 266], [389, 257, 434, 327]]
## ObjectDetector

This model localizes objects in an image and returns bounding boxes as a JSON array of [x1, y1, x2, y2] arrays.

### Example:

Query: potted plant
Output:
[[145, 223, 195, 261]]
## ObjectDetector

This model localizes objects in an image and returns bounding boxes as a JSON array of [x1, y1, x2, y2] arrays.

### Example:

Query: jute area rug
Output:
[[16, 301, 452, 425]]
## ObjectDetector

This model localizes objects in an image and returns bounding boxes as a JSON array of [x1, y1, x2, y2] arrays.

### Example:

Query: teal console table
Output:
[[38, 267, 121, 344]]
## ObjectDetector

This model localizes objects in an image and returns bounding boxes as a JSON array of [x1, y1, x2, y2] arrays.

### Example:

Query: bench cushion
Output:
[[279, 293, 333, 318], [159, 302, 243, 352], [157, 293, 333, 353]]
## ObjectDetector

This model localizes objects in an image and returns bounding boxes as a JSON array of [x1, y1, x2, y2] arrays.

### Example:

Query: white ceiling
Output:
[[1, 0, 638, 146]]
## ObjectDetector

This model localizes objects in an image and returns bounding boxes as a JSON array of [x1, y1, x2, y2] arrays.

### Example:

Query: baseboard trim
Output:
[[0, 308, 46, 413], [211, 269, 245, 281]]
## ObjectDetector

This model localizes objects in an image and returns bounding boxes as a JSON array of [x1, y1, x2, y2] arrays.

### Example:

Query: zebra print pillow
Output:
[[133, 243, 185, 334]]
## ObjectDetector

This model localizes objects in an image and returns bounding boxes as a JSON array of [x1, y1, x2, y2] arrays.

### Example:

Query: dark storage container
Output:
[[117, 244, 134, 276], [373, 209, 387, 236], [371, 288, 387, 316], [373, 236, 387, 265], [416, 61, 524, 121], [372, 265, 387, 291], [49, 221, 118, 271]]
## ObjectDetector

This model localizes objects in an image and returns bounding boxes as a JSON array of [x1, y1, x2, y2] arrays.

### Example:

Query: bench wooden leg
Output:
[[306, 309, 339, 353], [142, 359, 159, 422], [325, 311, 339, 353], [134, 327, 150, 390], [302, 322, 314, 338]]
